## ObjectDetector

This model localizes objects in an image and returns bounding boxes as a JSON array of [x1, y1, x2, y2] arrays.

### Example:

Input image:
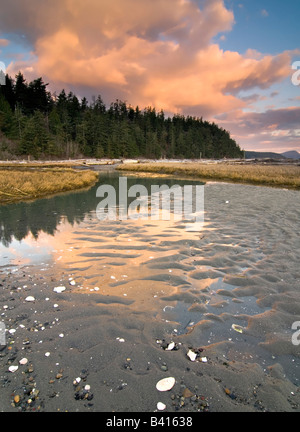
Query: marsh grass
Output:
[[0, 168, 99, 204], [117, 162, 300, 189]]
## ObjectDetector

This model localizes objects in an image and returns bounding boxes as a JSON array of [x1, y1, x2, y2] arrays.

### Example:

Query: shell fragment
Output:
[[156, 377, 175, 392], [232, 324, 244, 334], [187, 349, 197, 362], [53, 286, 66, 293]]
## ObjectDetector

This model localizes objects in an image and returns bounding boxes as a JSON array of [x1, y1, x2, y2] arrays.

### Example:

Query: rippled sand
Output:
[[1, 180, 300, 412]]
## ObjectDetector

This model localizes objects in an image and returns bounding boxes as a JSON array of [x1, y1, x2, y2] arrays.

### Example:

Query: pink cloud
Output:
[[1, 0, 298, 152], [0, 39, 9, 47], [215, 107, 300, 152]]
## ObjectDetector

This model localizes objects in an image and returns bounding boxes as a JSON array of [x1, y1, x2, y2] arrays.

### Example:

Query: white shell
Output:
[[187, 349, 197, 362], [165, 342, 175, 351], [25, 296, 35, 302], [19, 358, 28, 365], [8, 365, 18, 373], [157, 402, 166, 411], [53, 286, 66, 293], [156, 377, 175, 392]]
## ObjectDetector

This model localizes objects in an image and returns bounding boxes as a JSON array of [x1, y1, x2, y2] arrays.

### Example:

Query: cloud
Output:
[[215, 107, 300, 152], [0, 39, 9, 47], [1, 0, 297, 152]]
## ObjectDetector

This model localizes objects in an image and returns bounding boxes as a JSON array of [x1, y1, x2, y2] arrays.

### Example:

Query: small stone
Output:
[[45, 352, 50, 357], [53, 286, 66, 293], [56, 373, 63, 379], [8, 365, 18, 373], [165, 342, 175, 351], [161, 365, 168, 372], [157, 402, 166, 411], [19, 358, 28, 365], [14, 395, 20, 404], [187, 349, 197, 362], [73, 377, 81, 385], [25, 296, 35, 302], [182, 388, 194, 398]]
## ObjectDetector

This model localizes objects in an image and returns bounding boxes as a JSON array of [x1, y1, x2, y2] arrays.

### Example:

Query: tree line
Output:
[[0, 72, 243, 160]]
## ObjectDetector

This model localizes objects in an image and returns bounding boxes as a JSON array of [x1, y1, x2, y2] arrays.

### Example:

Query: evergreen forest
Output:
[[0, 72, 243, 160]]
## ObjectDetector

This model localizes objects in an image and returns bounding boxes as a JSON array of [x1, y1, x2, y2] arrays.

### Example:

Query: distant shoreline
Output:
[[116, 159, 300, 190], [0, 158, 299, 206]]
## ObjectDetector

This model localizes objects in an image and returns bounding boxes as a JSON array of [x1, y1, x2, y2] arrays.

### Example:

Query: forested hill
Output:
[[0, 73, 243, 160]]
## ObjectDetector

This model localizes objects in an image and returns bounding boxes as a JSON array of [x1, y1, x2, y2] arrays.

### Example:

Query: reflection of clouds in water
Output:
[[1, 174, 300, 384], [1, 226, 74, 267]]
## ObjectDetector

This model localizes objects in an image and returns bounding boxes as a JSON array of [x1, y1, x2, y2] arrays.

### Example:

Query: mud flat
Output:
[[0, 175, 299, 412]]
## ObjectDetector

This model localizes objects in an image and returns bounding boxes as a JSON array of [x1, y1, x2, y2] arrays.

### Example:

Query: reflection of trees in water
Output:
[[0, 172, 202, 247], [0, 181, 101, 247]]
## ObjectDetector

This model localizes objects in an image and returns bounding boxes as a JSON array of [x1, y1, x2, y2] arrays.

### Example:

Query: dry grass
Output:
[[0, 168, 99, 204], [117, 162, 300, 189]]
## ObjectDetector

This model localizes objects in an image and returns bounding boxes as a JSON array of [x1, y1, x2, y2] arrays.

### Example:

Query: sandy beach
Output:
[[0, 173, 299, 412]]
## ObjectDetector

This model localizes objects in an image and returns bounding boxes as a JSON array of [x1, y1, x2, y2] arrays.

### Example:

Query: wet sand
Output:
[[0, 178, 300, 412]]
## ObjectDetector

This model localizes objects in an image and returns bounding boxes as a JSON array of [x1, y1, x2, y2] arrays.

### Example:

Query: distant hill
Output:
[[281, 150, 300, 160], [245, 151, 285, 160]]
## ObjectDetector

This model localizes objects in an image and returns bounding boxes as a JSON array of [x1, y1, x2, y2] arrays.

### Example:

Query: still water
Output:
[[1, 170, 299, 384]]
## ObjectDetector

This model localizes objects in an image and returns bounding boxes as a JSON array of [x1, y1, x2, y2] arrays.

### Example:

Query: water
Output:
[[0, 171, 299, 385]]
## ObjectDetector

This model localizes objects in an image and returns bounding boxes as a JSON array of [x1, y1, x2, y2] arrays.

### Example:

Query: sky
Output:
[[0, 0, 299, 153]]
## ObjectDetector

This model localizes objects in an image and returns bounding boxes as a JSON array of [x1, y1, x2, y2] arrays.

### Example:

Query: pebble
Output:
[[157, 402, 166, 411], [187, 349, 197, 362], [182, 388, 194, 398], [8, 365, 18, 373], [165, 342, 175, 351], [19, 358, 28, 365], [25, 296, 35, 302], [73, 377, 81, 385], [53, 286, 66, 293]]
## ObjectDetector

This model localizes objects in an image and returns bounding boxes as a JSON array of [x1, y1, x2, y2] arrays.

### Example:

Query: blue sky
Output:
[[0, 0, 299, 153], [222, 0, 300, 54]]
